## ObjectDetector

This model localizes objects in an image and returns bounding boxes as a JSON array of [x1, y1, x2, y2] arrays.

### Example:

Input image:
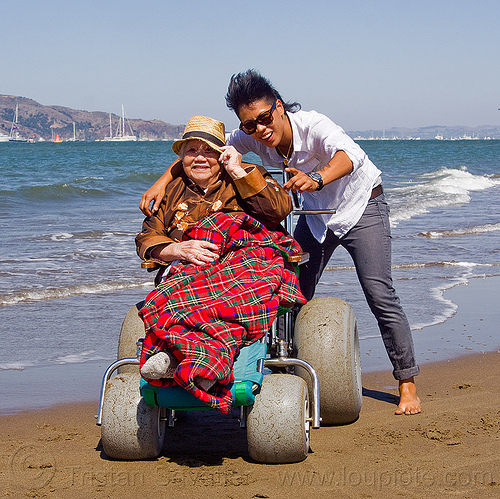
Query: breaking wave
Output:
[[389, 166, 500, 225], [0, 280, 153, 306], [419, 222, 500, 238]]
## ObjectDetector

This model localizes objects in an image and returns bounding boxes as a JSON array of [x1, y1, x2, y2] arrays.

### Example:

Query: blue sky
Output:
[[2, 0, 499, 131]]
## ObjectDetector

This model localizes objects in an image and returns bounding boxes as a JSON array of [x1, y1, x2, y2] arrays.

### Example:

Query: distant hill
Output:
[[2, 94, 499, 142], [0, 95, 184, 141]]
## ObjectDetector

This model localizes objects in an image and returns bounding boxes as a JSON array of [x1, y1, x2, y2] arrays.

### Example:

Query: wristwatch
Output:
[[307, 171, 324, 191]]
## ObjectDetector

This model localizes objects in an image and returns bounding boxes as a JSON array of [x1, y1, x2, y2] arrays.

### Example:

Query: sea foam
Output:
[[389, 166, 500, 224], [419, 222, 500, 238], [0, 280, 153, 306]]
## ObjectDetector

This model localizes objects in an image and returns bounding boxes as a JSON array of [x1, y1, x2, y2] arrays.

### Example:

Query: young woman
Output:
[[140, 71, 421, 415]]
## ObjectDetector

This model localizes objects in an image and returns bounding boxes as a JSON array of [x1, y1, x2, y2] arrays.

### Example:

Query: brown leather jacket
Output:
[[136, 163, 292, 260]]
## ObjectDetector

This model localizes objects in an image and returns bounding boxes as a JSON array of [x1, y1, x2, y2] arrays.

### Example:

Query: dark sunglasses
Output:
[[239, 101, 277, 135]]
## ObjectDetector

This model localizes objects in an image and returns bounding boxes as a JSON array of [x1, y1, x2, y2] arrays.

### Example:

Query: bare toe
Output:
[[396, 378, 422, 415]]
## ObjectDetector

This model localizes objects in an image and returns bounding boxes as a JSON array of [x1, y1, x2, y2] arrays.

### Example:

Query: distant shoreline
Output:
[[1, 136, 500, 144], [2, 94, 500, 141]]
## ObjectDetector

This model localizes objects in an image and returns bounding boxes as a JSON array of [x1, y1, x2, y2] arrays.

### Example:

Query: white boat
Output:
[[0, 133, 10, 142], [103, 105, 137, 141], [67, 122, 77, 142], [9, 103, 28, 142]]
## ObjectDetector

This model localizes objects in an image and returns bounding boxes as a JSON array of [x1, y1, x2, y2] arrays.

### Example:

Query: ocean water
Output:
[[1, 140, 499, 411]]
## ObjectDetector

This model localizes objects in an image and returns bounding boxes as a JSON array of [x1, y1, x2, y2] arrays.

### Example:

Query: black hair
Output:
[[225, 69, 301, 116]]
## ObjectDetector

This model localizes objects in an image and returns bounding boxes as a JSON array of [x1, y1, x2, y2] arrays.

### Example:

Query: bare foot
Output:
[[141, 351, 179, 379], [395, 377, 421, 415]]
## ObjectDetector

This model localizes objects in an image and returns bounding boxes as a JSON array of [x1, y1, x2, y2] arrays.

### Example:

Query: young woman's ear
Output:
[[276, 99, 285, 116]]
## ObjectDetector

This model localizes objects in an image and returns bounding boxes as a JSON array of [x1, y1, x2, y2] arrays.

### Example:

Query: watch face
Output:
[[308, 172, 323, 190]]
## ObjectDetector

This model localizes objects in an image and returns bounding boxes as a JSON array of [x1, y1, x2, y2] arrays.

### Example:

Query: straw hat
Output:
[[172, 116, 225, 155]]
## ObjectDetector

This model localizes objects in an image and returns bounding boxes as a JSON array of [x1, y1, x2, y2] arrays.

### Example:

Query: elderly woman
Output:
[[136, 116, 305, 413]]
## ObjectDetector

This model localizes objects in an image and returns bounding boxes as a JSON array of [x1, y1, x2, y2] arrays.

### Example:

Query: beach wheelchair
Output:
[[96, 173, 362, 464]]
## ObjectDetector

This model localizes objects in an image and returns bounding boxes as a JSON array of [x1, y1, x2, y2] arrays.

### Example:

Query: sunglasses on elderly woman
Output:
[[239, 101, 277, 135]]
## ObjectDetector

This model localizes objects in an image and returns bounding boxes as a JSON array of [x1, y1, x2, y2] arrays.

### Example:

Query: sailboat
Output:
[[103, 105, 137, 141], [9, 103, 28, 142], [67, 122, 77, 142], [67, 122, 82, 142]]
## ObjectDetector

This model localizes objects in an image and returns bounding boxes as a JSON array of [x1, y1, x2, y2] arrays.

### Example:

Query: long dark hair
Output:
[[225, 69, 301, 116]]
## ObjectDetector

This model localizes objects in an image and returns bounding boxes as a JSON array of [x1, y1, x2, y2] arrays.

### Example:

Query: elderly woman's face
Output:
[[181, 139, 221, 188]]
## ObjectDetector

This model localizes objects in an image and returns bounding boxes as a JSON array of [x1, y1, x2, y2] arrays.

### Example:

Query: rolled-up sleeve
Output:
[[309, 113, 366, 172]]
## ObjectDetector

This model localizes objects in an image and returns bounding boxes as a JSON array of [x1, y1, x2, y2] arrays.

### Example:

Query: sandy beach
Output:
[[1, 276, 499, 498], [1, 352, 498, 498]]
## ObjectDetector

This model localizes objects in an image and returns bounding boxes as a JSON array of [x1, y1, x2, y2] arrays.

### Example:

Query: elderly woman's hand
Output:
[[151, 240, 219, 266], [219, 146, 247, 180]]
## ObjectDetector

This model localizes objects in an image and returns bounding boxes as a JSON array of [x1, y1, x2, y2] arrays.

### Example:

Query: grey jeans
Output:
[[294, 193, 419, 380]]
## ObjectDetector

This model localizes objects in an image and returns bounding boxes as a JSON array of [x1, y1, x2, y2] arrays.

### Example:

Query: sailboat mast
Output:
[[10, 103, 18, 136], [122, 105, 125, 137], [109, 113, 112, 138]]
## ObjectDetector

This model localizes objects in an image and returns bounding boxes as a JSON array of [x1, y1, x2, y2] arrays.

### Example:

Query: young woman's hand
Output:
[[140, 160, 182, 216], [140, 183, 166, 217], [284, 167, 318, 193]]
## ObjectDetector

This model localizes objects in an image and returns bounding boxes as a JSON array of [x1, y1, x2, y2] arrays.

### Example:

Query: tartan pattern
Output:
[[139, 212, 306, 413]]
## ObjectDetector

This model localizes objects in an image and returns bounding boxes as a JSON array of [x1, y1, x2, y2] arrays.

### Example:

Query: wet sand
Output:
[[1, 276, 499, 498], [1, 349, 499, 498]]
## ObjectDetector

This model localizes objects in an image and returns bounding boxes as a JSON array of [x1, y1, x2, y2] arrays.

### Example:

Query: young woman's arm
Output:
[[139, 159, 182, 216], [284, 150, 353, 193]]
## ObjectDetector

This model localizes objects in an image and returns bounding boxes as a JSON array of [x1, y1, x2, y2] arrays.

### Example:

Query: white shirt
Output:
[[227, 110, 382, 243]]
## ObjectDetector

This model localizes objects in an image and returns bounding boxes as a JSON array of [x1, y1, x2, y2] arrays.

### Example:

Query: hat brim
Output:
[[172, 137, 223, 156]]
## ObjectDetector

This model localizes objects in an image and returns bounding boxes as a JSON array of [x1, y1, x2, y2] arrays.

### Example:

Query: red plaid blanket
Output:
[[139, 212, 306, 413]]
